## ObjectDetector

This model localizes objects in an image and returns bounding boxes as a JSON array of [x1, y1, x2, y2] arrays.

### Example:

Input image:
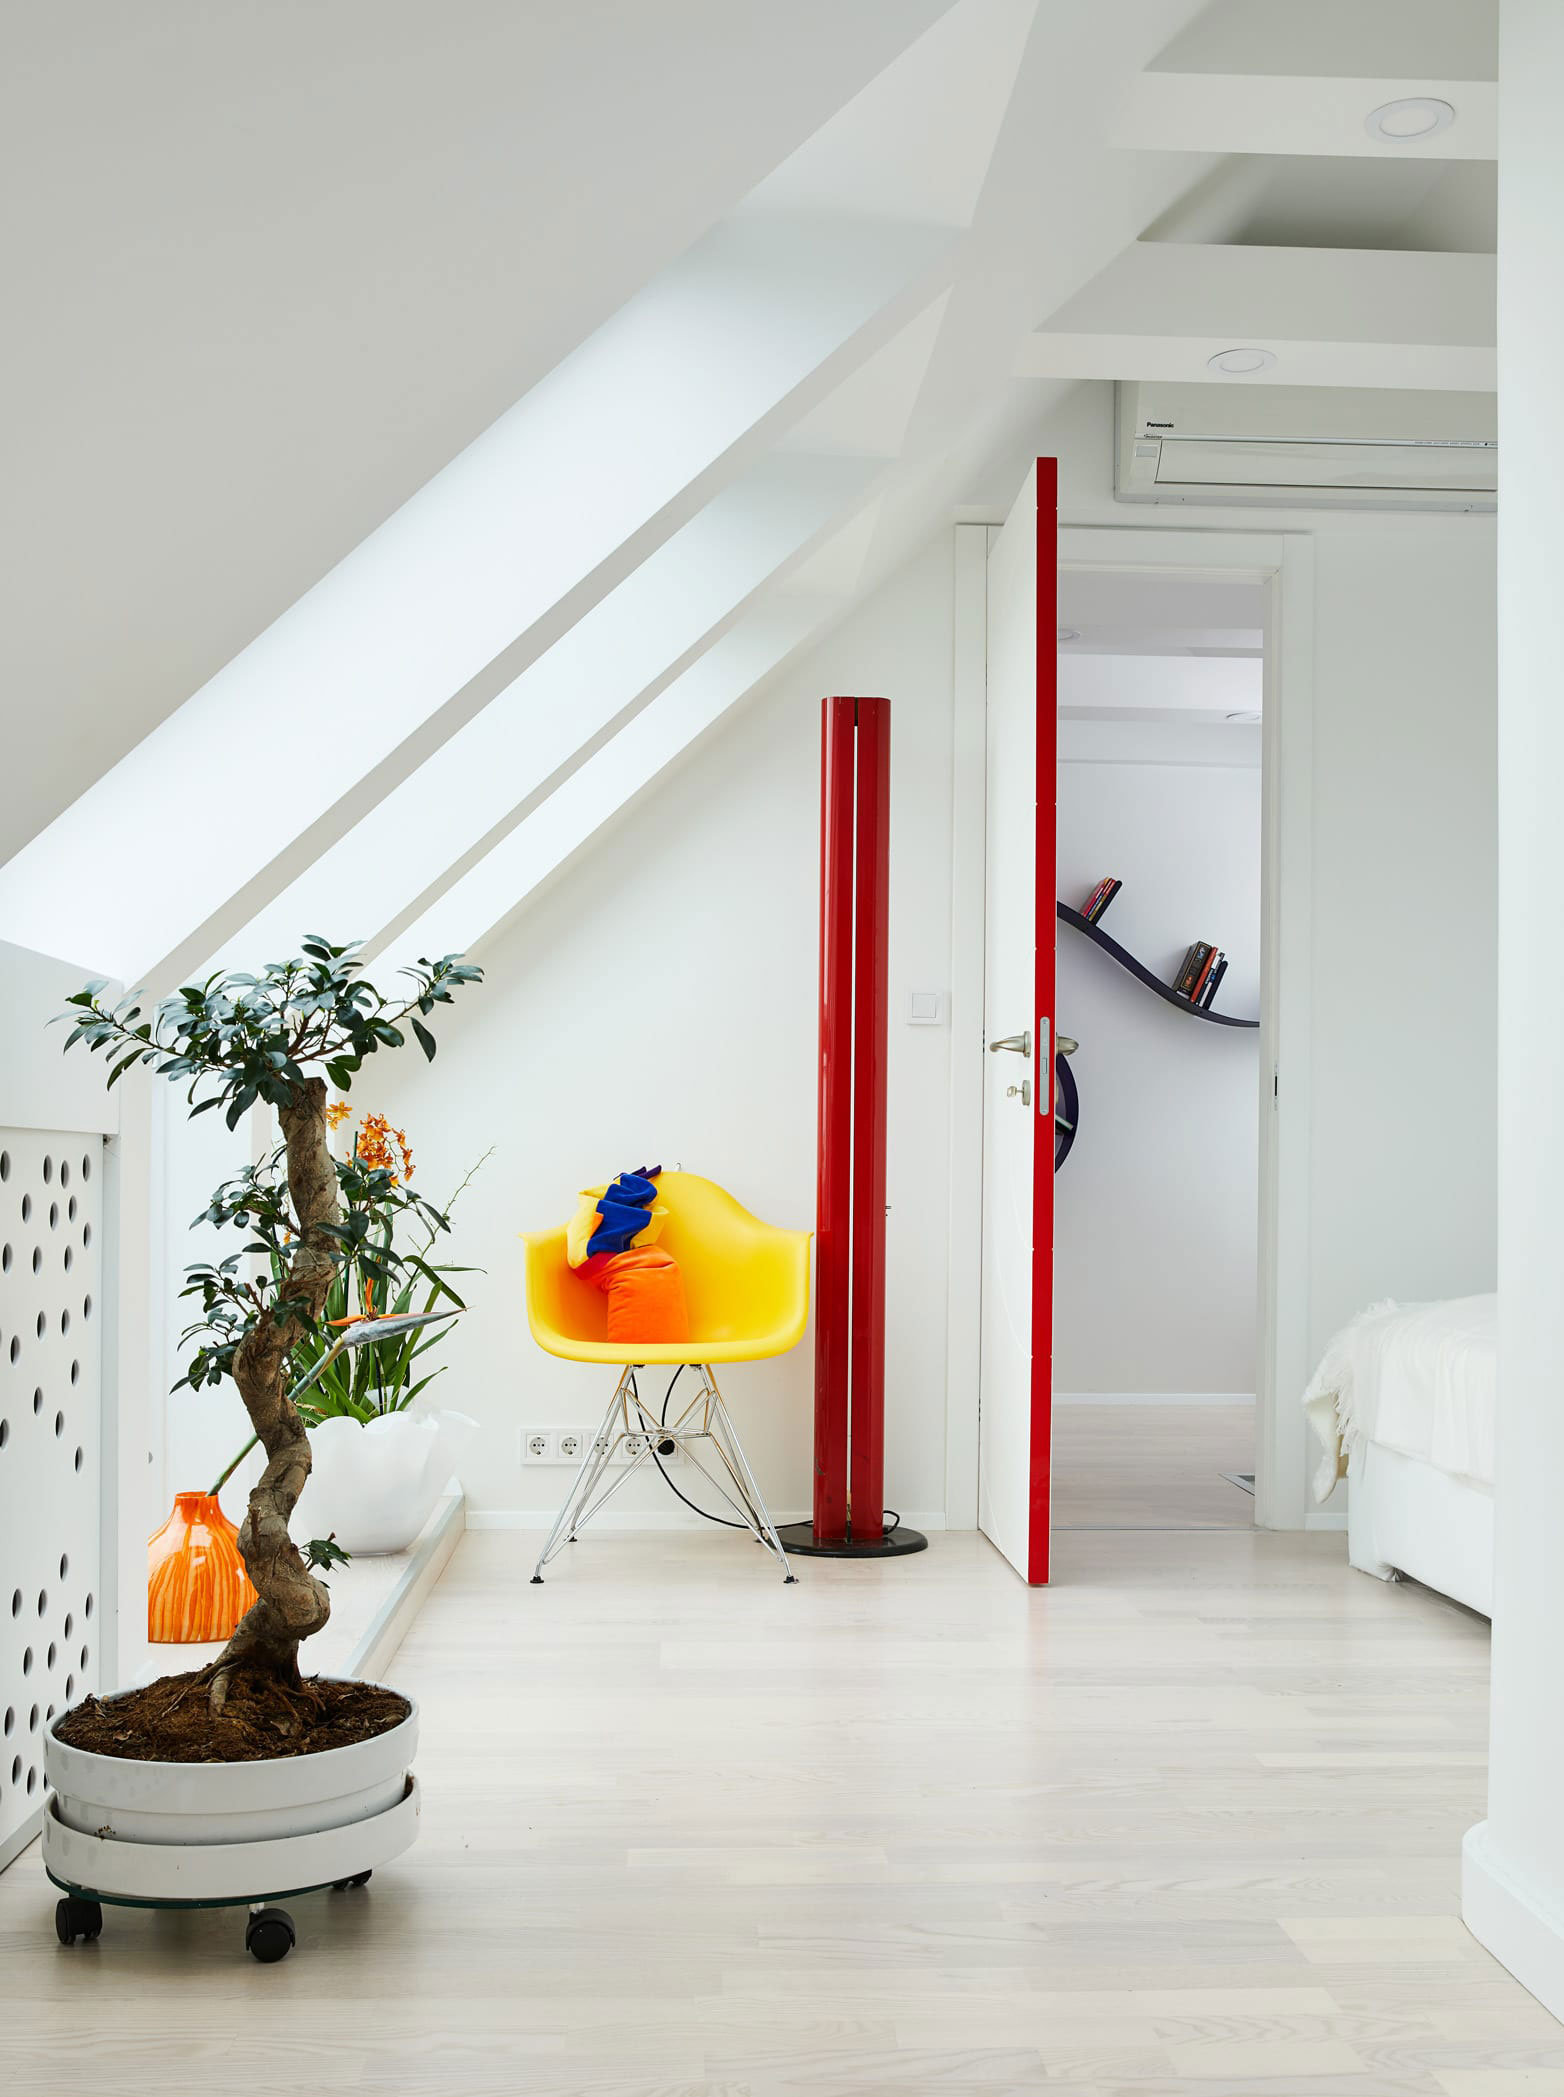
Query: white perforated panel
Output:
[[0, 1130, 103, 1868]]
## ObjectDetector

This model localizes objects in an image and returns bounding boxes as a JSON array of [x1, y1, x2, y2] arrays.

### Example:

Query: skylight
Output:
[[378, 600, 842, 976], [216, 452, 884, 973]]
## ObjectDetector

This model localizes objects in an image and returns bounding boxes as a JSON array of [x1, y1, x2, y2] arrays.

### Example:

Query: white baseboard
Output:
[[1054, 1392, 1256, 1407], [1463, 1820, 1564, 2022], [466, 1508, 949, 1533]]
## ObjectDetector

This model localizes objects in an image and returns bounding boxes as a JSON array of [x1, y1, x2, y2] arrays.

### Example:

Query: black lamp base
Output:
[[775, 1520, 929, 1560]]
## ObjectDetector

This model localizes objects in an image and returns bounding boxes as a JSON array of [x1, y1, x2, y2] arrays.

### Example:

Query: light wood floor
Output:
[[3, 1526, 1547, 2094], [1052, 1401, 1256, 1531]]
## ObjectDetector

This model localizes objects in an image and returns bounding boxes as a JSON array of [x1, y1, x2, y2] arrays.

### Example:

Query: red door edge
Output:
[[1027, 460, 1058, 1585]]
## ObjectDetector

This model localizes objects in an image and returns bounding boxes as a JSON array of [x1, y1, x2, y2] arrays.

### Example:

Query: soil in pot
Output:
[[55, 1671, 410, 1764]]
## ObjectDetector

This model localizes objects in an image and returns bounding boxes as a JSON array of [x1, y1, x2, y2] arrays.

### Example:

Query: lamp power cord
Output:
[[643, 1366, 901, 1536]]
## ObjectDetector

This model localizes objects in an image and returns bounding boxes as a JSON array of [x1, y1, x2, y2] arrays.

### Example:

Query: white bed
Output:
[[1303, 1294, 1495, 1616]]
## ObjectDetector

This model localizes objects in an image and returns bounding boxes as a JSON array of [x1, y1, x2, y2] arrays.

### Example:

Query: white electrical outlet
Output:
[[553, 1426, 683, 1465], [521, 1428, 555, 1464]]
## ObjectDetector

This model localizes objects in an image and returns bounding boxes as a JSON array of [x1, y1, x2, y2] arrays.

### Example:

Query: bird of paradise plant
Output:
[[289, 1111, 491, 1426]]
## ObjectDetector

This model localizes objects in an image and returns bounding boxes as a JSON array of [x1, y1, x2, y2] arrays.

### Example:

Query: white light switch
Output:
[[907, 990, 944, 1025]]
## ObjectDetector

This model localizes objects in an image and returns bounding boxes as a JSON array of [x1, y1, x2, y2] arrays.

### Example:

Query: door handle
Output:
[[1058, 1035, 1078, 1057], [988, 1030, 1031, 1057]]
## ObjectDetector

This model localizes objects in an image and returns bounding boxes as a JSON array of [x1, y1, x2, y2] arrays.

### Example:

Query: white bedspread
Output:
[[1302, 1293, 1496, 1504]]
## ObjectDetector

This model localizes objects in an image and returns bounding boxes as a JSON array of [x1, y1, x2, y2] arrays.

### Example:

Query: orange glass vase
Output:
[[147, 1492, 257, 1643]]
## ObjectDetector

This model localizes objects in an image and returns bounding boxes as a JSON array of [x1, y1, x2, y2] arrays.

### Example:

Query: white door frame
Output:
[[945, 522, 1316, 1534]]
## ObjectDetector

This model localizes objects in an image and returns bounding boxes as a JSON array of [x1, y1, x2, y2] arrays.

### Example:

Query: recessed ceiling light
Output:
[[1365, 96, 1455, 144], [1225, 709, 1261, 724], [1056, 626, 1080, 643], [1208, 347, 1276, 377]]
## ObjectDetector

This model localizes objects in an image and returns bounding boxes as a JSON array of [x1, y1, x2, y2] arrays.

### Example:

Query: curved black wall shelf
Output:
[[1054, 1050, 1079, 1173], [1056, 903, 1259, 1030]]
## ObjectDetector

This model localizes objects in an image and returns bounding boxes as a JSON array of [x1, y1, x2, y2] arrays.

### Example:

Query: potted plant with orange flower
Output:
[[276, 1106, 491, 1552], [206, 1106, 490, 1554]]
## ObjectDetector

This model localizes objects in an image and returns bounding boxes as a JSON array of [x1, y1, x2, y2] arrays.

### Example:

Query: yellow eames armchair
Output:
[[522, 1173, 811, 1581], [523, 1172, 810, 1366]]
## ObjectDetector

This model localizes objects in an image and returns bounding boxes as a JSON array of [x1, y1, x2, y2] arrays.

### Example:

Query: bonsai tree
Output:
[[61, 938, 481, 1717]]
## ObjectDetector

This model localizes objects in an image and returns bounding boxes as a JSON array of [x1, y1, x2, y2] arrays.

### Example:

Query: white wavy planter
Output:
[[296, 1407, 476, 1555], [42, 1683, 420, 1903]]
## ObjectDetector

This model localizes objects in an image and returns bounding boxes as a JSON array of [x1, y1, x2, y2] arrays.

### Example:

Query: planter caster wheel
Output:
[[245, 1906, 296, 1963], [55, 1896, 103, 1945], [332, 1870, 372, 1890]]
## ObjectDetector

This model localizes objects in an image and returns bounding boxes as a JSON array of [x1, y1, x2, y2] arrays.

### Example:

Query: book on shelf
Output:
[[1173, 941, 1214, 999], [1081, 876, 1122, 924], [1200, 956, 1229, 1009], [1189, 945, 1222, 1007]]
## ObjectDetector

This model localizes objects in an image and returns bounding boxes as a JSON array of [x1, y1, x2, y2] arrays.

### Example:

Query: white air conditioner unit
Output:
[[1115, 383, 1496, 513]]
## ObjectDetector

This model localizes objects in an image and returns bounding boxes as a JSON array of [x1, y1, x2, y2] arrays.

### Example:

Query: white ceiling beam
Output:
[[1112, 71, 1495, 161], [1018, 241, 1494, 391], [1117, 0, 1495, 160], [1146, 0, 1494, 84]]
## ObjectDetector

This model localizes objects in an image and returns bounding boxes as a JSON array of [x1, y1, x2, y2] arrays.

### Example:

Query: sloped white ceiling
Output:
[[1, 0, 955, 854], [2, 0, 1035, 982], [0, 0, 1499, 984], [4, 202, 957, 978]]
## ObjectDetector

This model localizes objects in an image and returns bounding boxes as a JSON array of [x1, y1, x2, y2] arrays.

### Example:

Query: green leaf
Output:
[[411, 1018, 437, 1062], [407, 1255, 467, 1308], [303, 1533, 352, 1574]]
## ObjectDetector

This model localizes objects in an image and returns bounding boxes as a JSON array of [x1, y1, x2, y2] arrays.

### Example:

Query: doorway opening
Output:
[[1049, 565, 1264, 1532]]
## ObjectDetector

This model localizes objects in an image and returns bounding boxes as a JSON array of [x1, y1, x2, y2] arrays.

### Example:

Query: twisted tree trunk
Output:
[[208, 1076, 337, 1715]]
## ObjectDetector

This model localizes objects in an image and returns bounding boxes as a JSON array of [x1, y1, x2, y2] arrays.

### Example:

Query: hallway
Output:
[[1051, 1400, 1256, 1531]]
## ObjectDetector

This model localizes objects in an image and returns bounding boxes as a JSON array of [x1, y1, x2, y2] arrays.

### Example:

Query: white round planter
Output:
[[42, 1681, 420, 1904], [296, 1407, 476, 1555]]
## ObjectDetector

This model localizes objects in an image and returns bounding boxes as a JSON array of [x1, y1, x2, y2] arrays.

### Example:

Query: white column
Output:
[[1461, 0, 1564, 2015]]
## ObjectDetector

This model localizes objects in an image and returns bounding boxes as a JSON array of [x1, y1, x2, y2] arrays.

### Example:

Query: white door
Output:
[[978, 460, 1057, 1584]]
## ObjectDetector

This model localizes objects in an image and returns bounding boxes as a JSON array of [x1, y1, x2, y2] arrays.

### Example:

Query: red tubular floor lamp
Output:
[[777, 697, 928, 1561]]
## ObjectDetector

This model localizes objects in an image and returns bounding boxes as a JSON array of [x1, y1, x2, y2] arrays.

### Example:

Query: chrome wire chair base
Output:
[[530, 1364, 797, 1583]]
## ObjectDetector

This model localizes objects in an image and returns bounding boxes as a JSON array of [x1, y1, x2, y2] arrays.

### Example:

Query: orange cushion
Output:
[[591, 1246, 689, 1346]]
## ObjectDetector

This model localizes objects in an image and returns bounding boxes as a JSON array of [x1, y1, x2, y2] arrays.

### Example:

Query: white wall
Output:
[[158, 388, 1497, 1532], [1462, 0, 1564, 2023], [1054, 721, 1260, 1395], [1304, 524, 1498, 1342], [365, 537, 961, 1525]]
